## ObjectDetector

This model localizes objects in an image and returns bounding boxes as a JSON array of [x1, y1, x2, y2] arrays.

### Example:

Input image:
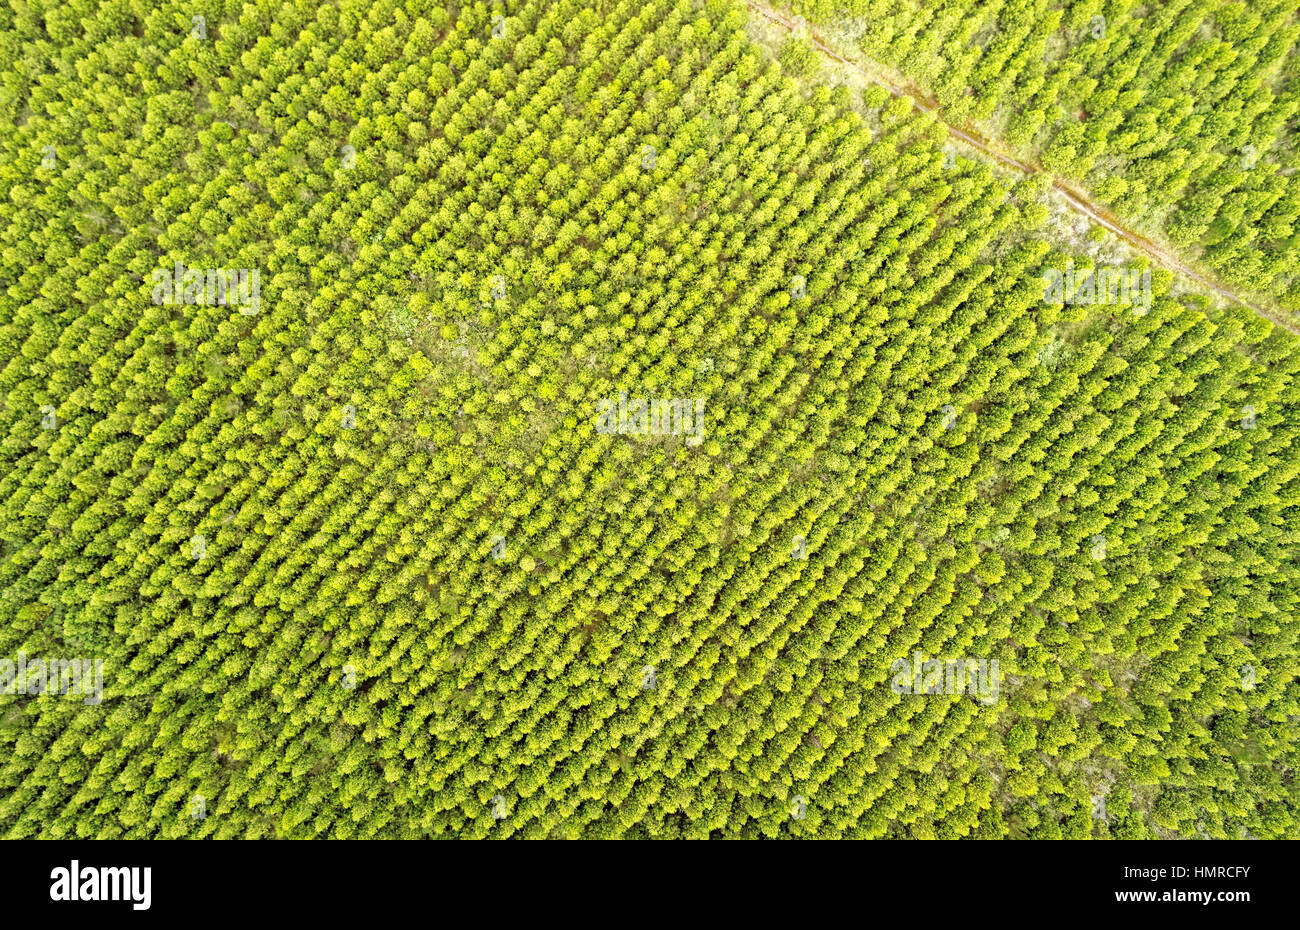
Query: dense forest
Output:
[[787, 0, 1300, 327], [0, 0, 1297, 838]]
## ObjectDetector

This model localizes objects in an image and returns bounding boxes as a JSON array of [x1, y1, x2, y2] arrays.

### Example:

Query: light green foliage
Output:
[[791, 0, 1300, 324], [0, 0, 1296, 841]]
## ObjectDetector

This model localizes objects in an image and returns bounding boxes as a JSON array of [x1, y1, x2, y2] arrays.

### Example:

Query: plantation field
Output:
[[787, 0, 1300, 327], [0, 0, 1297, 839]]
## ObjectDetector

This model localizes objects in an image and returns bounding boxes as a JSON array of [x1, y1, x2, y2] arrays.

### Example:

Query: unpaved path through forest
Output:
[[745, 1, 1300, 335]]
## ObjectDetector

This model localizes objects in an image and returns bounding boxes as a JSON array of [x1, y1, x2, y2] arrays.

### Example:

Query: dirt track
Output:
[[746, 1, 1299, 335]]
